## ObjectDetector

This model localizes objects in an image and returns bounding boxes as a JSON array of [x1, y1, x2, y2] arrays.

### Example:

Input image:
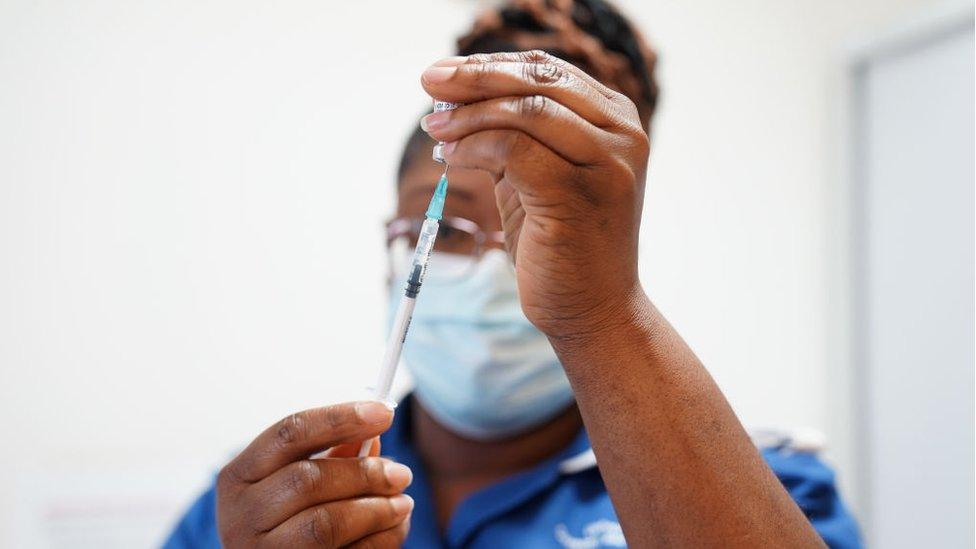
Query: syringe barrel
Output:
[[361, 215, 444, 460], [373, 217, 438, 398], [374, 293, 415, 403], [406, 218, 439, 293]]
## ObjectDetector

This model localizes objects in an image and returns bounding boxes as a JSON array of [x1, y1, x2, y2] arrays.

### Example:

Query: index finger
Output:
[[432, 50, 621, 102], [223, 401, 393, 483], [326, 437, 381, 458], [421, 51, 627, 129]]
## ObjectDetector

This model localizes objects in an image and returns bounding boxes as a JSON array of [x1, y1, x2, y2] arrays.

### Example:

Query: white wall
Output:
[[0, 0, 943, 546], [852, 11, 974, 547]]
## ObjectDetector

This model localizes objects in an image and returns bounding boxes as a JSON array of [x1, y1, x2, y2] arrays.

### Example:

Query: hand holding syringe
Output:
[[358, 101, 459, 457]]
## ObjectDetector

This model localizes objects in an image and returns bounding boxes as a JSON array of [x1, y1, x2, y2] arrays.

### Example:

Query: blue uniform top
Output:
[[164, 398, 861, 548]]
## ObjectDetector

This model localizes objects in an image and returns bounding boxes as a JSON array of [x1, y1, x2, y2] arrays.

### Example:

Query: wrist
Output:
[[544, 286, 673, 391], [542, 282, 653, 350]]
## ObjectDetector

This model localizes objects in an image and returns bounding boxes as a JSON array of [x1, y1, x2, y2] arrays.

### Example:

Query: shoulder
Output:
[[162, 480, 221, 549], [752, 429, 863, 549]]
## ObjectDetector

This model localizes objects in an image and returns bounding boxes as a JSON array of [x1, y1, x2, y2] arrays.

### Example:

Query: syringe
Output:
[[358, 171, 449, 457]]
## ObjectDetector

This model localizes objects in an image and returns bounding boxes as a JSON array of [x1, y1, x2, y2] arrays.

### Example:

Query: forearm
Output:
[[549, 288, 824, 548]]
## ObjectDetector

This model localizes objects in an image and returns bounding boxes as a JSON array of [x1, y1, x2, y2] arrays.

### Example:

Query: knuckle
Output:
[[361, 458, 389, 491], [517, 95, 550, 119], [594, 158, 641, 205], [306, 507, 339, 547], [620, 123, 650, 157], [486, 52, 515, 63], [287, 460, 322, 496], [467, 52, 494, 65], [521, 49, 551, 64], [470, 60, 494, 86], [216, 465, 236, 491], [523, 61, 565, 86], [609, 156, 639, 187], [324, 403, 355, 429], [609, 87, 632, 107], [612, 95, 645, 132], [633, 129, 650, 157], [275, 413, 308, 448], [625, 100, 642, 126], [217, 461, 248, 489]]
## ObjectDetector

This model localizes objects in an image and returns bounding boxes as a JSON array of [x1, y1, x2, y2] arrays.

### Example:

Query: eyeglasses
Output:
[[386, 216, 506, 282]]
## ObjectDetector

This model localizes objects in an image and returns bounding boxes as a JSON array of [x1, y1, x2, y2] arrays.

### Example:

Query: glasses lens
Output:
[[387, 217, 486, 283], [388, 236, 477, 282], [432, 223, 477, 255]]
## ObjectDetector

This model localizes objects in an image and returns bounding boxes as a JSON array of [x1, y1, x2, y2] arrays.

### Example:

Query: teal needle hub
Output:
[[425, 173, 449, 220]]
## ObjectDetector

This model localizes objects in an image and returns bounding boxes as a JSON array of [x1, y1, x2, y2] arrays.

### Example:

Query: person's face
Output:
[[396, 155, 502, 234]]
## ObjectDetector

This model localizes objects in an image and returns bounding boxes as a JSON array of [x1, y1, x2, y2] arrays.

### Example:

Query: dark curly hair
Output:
[[398, 0, 659, 180]]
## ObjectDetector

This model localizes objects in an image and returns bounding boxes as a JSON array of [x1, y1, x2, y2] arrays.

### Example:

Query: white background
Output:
[[0, 0, 956, 546], [856, 15, 974, 548]]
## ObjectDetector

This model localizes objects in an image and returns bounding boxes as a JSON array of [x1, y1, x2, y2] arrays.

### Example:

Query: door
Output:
[[852, 8, 975, 548]]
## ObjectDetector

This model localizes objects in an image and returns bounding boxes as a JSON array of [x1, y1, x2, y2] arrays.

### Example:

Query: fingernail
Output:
[[420, 111, 449, 133], [356, 401, 392, 424], [390, 494, 414, 517], [383, 460, 413, 489], [422, 66, 456, 83], [442, 141, 457, 155], [433, 56, 468, 67]]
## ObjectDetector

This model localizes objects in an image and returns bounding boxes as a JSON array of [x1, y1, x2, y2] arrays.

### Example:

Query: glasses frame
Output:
[[385, 215, 506, 282]]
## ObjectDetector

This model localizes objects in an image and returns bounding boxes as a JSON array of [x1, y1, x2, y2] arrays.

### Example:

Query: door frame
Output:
[[842, 1, 975, 540]]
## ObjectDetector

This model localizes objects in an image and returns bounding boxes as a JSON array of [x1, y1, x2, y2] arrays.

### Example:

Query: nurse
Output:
[[166, 1, 861, 547]]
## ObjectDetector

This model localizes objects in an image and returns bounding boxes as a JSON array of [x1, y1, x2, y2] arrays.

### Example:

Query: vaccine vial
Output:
[[432, 100, 460, 163]]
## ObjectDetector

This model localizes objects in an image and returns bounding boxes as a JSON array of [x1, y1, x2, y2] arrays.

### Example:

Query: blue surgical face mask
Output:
[[387, 249, 575, 440]]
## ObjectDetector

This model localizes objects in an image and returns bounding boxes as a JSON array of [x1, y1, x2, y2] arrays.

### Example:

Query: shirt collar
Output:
[[380, 396, 597, 476], [379, 396, 598, 548]]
